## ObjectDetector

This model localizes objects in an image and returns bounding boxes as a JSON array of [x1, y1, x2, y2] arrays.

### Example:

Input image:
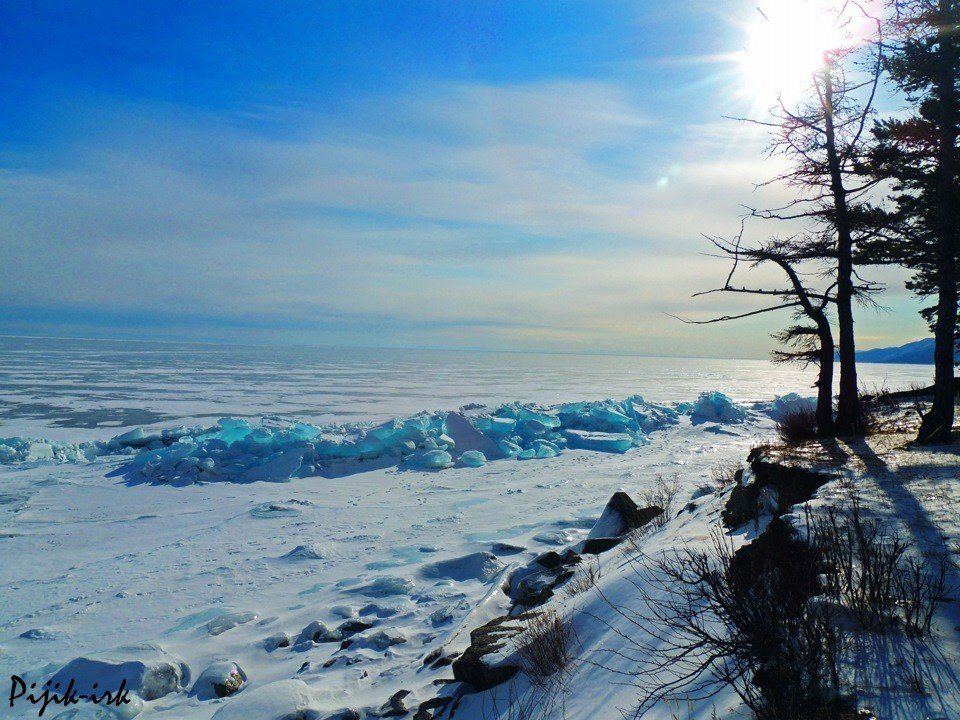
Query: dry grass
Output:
[[641, 474, 680, 530], [517, 610, 575, 688], [776, 407, 820, 444], [710, 462, 741, 487], [561, 559, 601, 598]]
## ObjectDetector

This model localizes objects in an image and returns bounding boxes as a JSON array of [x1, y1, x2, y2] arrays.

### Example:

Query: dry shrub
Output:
[[776, 407, 819, 444], [810, 499, 953, 635], [562, 559, 600, 598], [517, 610, 574, 688], [710, 462, 741, 487], [641, 474, 680, 530], [607, 523, 848, 720]]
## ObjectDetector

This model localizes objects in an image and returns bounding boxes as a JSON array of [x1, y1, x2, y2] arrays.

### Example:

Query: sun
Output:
[[737, 0, 870, 106]]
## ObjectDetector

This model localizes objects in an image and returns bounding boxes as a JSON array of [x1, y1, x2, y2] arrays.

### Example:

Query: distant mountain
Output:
[[855, 337, 934, 365]]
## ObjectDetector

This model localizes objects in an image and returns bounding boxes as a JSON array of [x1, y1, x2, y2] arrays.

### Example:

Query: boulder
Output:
[[294, 621, 340, 647], [451, 615, 526, 690], [263, 632, 291, 652], [351, 628, 407, 651], [192, 661, 247, 700], [507, 552, 577, 606], [370, 690, 412, 718], [580, 536, 622, 555], [337, 619, 374, 636], [587, 491, 662, 540]]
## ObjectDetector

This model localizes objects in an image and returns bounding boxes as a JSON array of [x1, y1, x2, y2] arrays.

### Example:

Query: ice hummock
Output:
[[0, 393, 751, 485]]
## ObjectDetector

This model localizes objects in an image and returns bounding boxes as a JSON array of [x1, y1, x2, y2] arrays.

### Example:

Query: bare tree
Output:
[[674, 227, 842, 436], [739, 4, 886, 436]]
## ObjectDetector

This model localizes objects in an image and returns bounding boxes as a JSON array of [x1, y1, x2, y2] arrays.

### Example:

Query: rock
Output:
[[294, 621, 340, 647], [587, 491, 662, 539], [49, 643, 189, 702], [323, 711, 361, 720], [371, 689, 412, 718], [490, 542, 526, 556], [211, 679, 320, 720], [352, 628, 407, 651], [721, 455, 835, 529], [18, 628, 55, 640], [192, 661, 247, 699], [337, 619, 374, 637], [452, 615, 525, 690], [421, 552, 505, 583], [506, 550, 580, 606], [580, 536, 623, 555], [414, 697, 450, 720], [263, 632, 291, 652]]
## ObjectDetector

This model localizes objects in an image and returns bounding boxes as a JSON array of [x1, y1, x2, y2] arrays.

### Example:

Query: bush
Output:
[[809, 499, 953, 635], [776, 407, 819, 443], [517, 610, 574, 688], [597, 522, 846, 720], [710, 462, 741, 487]]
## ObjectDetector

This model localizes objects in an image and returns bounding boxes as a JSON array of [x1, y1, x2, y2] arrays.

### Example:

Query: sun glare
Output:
[[738, 0, 869, 105]]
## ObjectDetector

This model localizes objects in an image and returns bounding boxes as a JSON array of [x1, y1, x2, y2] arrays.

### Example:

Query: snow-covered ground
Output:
[[2, 340, 954, 720], [1, 393, 771, 719]]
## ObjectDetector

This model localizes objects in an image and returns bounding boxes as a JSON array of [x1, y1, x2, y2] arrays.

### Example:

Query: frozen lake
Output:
[[0, 336, 933, 440], [0, 336, 937, 718]]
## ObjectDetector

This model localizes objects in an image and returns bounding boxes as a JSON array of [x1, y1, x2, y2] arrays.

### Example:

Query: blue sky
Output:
[[0, 1, 927, 357]]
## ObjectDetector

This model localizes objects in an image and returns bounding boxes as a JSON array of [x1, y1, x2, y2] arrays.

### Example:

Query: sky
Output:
[[0, 0, 929, 358]]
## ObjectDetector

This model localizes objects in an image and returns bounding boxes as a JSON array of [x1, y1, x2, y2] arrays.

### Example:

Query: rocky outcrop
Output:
[[579, 491, 663, 555], [722, 451, 835, 529], [451, 613, 537, 690], [506, 550, 579, 607]]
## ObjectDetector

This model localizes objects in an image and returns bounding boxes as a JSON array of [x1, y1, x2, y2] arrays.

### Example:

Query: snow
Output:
[[768, 392, 817, 420], [14, 388, 958, 719]]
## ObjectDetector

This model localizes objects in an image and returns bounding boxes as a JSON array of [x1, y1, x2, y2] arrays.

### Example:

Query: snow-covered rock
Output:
[[191, 660, 247, 699], [49, 643, 189, 702], [420, 552, 505, 582]]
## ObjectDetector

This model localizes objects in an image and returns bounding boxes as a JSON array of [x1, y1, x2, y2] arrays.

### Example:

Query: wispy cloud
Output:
[[0, 78, 924, 354]]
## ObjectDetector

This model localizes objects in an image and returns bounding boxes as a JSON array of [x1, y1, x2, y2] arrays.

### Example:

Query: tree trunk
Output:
[[821, 63, 864, 436], [816, 321, 836, 437], [917, 0, 959, 445]]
